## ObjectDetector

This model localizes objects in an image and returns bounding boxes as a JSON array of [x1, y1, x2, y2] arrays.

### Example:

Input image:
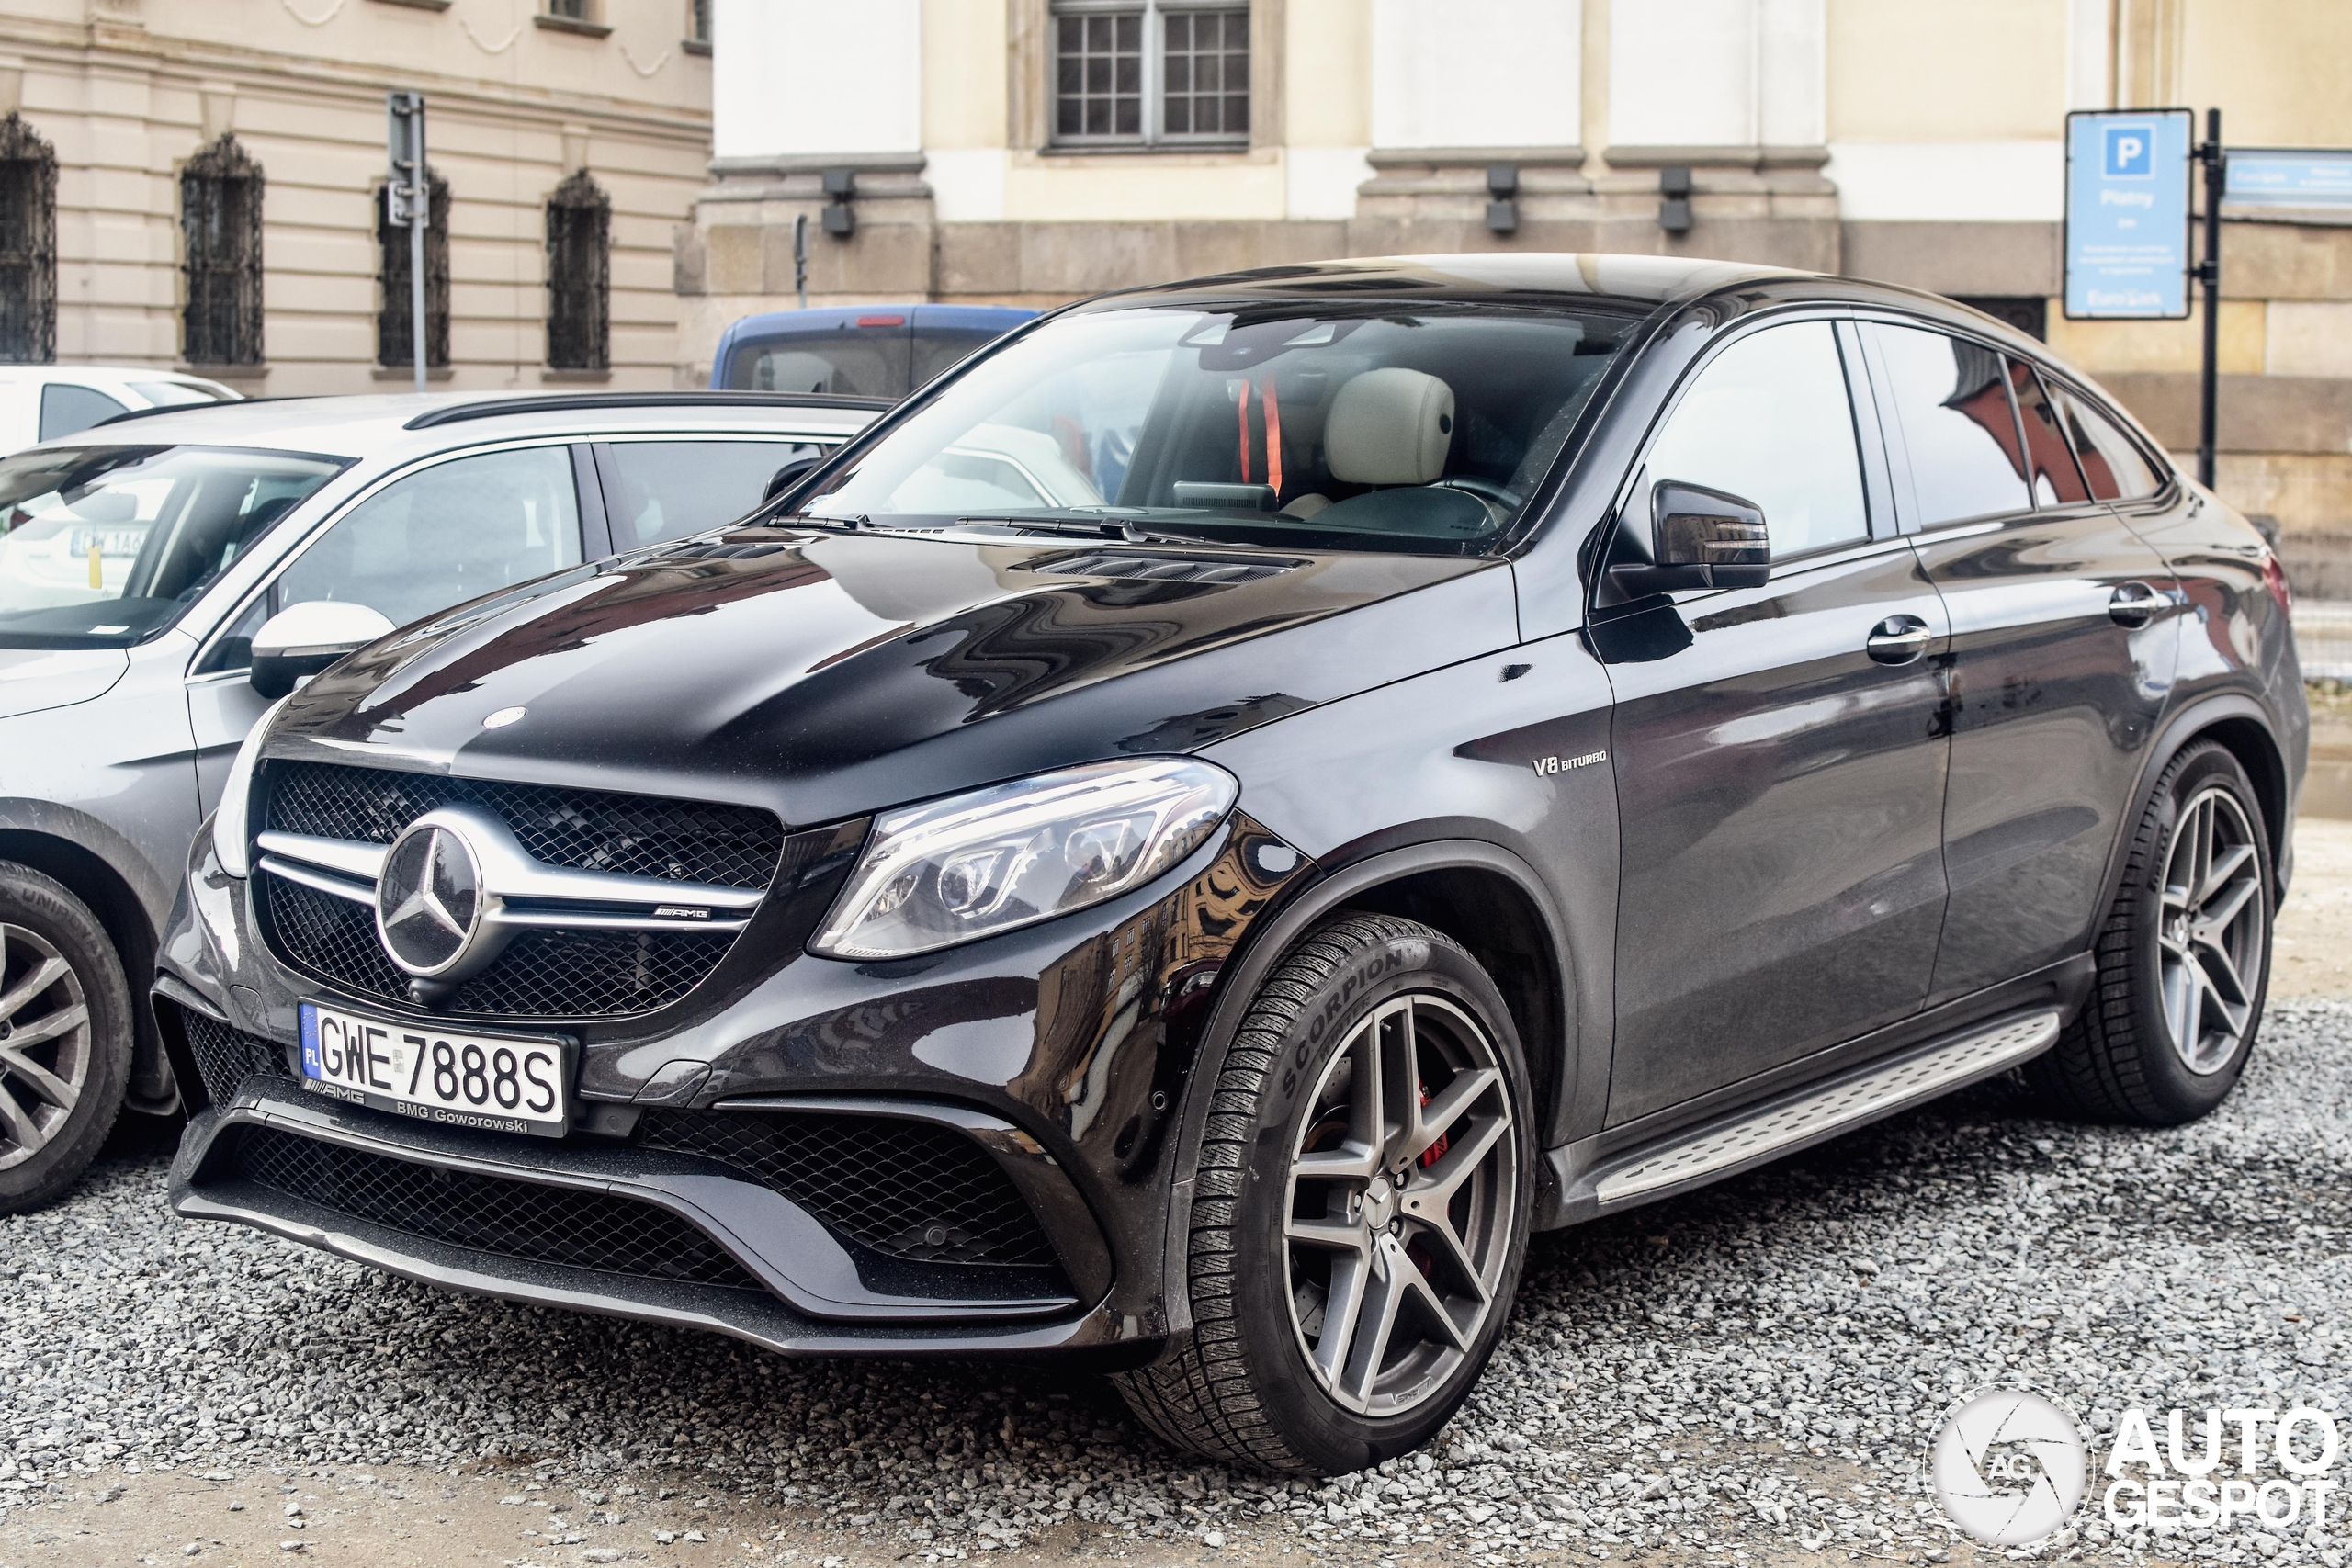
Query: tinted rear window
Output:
[[2056, 387, 2166, 502]]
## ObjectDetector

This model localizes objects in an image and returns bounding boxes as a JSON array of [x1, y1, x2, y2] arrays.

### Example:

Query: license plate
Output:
[[298, 1001, 570, 1138]]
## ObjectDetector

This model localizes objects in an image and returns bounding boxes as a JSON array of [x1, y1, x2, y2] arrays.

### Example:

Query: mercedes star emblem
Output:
[[376, 820, 484, 978]]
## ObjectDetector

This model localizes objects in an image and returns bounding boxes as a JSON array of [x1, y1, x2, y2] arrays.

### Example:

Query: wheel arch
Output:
[[1159, 838, 1585, 1337], [0, 826, 170, 1111], [2098, 695, 2291, 924]]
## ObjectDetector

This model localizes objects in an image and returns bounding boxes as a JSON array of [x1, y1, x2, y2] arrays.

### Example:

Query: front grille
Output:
[[224, 1125, 765, 1292], [176, 1005, 293, 1106], [257, 761, 778, 1021], [266, 761, 785, 890], [262, 876, 736, 1019], [638, 1109, 1061, 1270]]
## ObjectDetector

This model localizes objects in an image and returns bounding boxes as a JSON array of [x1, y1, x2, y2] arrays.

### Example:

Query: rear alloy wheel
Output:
[[2028, 741, 2273, 1124], [2155, 783, 2266, 1075], [1114, 914, 1532, 1473], [0, 864, 133, 1213]]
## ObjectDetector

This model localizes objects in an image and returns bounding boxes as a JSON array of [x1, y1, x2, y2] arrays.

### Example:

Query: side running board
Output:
[[1589, 1008, 2062, 1210]]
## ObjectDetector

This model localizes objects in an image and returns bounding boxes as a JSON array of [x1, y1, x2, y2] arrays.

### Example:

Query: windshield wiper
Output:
[[957, 515, 1234, 548]]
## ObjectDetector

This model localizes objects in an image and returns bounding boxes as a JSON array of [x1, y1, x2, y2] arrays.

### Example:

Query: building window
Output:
[[548, 0, 593, 17], [1052, 1, 1248, 148], [545, 169, 609, 371], [0, 114, 58, 365], [181, 134, 266, 367], [687, 0, 709, 43], [377, 168, 449, 369]]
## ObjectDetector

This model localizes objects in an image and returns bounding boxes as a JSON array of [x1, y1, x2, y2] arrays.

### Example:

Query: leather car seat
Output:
[[1281, 367, 1455, 517]]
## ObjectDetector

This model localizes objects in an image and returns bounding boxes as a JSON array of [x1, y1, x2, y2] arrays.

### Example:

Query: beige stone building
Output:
[[0, 0, 713, 394], [682, 0, 2352, 591]]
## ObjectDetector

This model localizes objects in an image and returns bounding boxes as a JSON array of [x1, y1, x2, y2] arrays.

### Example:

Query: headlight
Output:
[[810, 758, 1238, 960], [210, 695, 289, 880]]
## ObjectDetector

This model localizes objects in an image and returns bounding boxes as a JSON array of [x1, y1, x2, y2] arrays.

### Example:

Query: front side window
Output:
[[181, 135, 265, 367], [795, 300, 1636, 555], [274, 445, 582, 632], [0, 445, 342, 649], [599, 440, 830, 549], [1053, 1, 1250, 148], [1642, 321, 1869, 559], [1873, 324, 2030, 527], [39, 384, 127, 443]]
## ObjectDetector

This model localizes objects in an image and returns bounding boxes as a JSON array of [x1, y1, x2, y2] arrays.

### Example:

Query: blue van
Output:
[[708, 305, 1038, 400]]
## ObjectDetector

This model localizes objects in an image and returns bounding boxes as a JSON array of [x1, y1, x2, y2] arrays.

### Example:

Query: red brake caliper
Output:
[[1418, 1081, 1448, 1168]]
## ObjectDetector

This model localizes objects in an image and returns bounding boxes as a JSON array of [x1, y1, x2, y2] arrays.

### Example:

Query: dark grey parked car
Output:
[[0, 390, 877, 1211], [155, 255, 2304, 1473]]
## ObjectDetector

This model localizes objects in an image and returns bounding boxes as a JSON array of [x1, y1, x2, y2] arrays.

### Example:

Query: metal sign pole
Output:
[[410, 102, 428, 396], [2196, 107, 2223, 489], [386, 92, 428, 394]]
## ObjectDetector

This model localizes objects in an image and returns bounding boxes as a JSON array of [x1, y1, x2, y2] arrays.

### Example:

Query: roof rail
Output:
[[92, 396, 299, 429], [401, 389, 894, 431]]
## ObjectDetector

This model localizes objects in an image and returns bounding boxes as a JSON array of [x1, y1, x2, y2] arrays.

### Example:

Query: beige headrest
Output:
[[1325, 367, 1455, 485]]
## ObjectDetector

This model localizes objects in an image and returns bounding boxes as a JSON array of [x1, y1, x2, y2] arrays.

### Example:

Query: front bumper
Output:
[[156, 810, 1311, 1357]]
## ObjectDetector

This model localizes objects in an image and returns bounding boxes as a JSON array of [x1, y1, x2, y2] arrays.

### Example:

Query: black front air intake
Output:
[[637, 1109, 1063, 1274], [174, 1004, 295, 1107], [221, 1125, 766, 1292]]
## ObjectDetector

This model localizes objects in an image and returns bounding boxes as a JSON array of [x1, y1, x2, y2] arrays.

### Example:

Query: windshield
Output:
[[792, 302, 1637, 553], [0, 445, 345, 649]]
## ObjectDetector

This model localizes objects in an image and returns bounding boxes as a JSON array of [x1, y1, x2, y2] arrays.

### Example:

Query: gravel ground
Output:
[[5, 993, 2348, 1568]]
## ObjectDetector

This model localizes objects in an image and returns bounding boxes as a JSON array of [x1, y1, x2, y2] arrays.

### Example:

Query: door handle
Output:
[[1866, 615, 1931, 665], [2109, 581, 2163, 627]]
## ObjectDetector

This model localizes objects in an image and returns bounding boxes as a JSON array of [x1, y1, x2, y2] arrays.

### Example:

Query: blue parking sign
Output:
[[2066, 109, 2192, 319]]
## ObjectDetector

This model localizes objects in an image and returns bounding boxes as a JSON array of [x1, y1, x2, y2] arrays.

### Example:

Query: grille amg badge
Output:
[[377, 821, 486, 978]]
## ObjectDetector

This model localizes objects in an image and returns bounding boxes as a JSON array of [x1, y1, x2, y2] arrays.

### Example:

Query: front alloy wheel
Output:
[[1115, 914, 1532, 1474], [0, 863, 133, 1213], [1284, 994, 1517, 1417], [0, 923, 95, 1169]]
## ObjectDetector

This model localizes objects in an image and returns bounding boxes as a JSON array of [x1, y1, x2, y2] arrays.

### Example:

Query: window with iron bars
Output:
[[1052, 0, 1249, 148], [181, 134, 265, 367], [687, 0, 709, 44], [545, 169, 609, 371], [548, 0, 594, 18], [0, 114, 57, 365], [377, 168, 449, 369]]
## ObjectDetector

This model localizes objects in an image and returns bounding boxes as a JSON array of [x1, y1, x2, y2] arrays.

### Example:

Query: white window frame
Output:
[[1047, 0, 1251, 151]]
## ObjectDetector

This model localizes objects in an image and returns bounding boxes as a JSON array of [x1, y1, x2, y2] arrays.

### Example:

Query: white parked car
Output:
[[0, 387, 884, 1211], [0, 365, 242, 455]]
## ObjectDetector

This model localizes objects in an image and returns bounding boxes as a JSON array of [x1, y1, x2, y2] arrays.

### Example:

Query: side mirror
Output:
[[763, 455, 828, 503], [1610, 480, 1771, 595], [250, 600, 396, 698]]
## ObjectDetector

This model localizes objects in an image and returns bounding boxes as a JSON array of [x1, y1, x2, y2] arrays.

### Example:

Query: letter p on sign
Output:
[[2106, 126, 2154, 178]]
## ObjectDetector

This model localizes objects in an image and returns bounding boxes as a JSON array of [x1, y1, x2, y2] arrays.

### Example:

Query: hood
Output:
[[0, 645, 130, 723], [269, 529, 1518, 827]]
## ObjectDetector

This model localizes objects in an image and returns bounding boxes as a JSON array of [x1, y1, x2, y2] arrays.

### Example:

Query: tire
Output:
[[2028, 741, 2273, 1124], [1114, 914, 1534, 1474], [0, 863, 134, 1214]]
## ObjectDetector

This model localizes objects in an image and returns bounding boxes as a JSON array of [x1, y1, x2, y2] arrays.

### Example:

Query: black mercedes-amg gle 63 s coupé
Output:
[[155, 254, 2306, 1474]]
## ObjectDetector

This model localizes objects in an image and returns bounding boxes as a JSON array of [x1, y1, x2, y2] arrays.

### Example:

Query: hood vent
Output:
[[1028, 550, 1299, 585], [662, 541, 787, 561]]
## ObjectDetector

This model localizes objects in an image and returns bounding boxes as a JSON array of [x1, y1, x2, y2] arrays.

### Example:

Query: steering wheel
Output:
[[1431, 477, 1522, 524]]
